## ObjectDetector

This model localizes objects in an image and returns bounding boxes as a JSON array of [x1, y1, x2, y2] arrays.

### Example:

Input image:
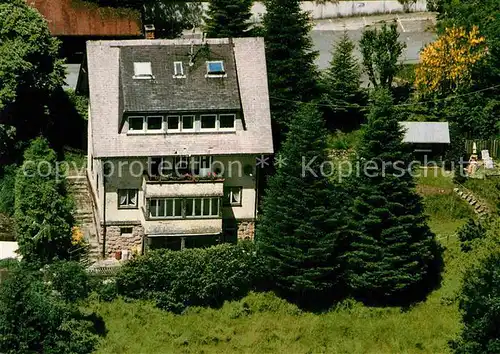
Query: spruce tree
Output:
[[262, 0, 319, 142], [14, 138, 74, 266], [320, 31, 364, 131], [256, 104, 348, 308], [346, 89, 443, 305], [204, 0, 253, 38]]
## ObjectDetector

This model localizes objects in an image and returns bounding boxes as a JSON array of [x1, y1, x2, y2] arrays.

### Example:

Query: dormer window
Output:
[[133, 62, 153, 79], [173, 61, 185, 78], [206, 61, 226, 78]]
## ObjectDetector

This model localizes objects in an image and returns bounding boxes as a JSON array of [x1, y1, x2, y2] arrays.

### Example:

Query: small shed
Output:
[[400, 122, 451, 160]]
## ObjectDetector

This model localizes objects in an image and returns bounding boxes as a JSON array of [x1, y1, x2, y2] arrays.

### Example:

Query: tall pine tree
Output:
[[320, 31, 364, 131], [14, 138, 74, 267], [256, 104, 348, 308], [346, 89, 443, 305], [204, 0, 253, 38], [262, 0, 319, 143]]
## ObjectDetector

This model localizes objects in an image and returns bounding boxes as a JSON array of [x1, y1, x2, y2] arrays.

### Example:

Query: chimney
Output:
[[144, 24, 155, 40]]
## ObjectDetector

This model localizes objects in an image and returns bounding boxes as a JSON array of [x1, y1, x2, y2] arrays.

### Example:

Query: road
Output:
[[311, 12, 437, 70]]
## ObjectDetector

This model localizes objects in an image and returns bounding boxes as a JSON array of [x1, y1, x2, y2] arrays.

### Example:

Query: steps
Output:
[[453, 187, 491, 218], [67, 173, 101, 261]]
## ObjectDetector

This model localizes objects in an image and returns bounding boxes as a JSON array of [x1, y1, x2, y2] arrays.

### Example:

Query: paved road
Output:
[[311, 12, 437, 70]]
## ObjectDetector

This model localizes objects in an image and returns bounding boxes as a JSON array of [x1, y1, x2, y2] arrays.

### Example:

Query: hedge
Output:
[[116, 242, 265, 313]]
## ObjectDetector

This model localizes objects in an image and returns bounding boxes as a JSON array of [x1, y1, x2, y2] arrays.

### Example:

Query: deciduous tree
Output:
[[359, 22, 406, 89]]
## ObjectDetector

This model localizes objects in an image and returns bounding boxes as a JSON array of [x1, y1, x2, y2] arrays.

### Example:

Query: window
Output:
[[133, 62, 153, 79], [118, 189, 138, 209], [185, 198, 220, 218], [120, 227, 133, 236], [219, 114, 235, 130], [173, 61, 184, 77], [149, 198, 183, 218], [201, 115, 217, 130], [129, 116, 144, 131], [167, 116, 180, 132], [206, 61, 225, 77], [147, 116, 162, 131], [224, 187, 242, 206], [148, 198, 219, 219], [182, 115, 194, 131], [149, 156, 190, 177]]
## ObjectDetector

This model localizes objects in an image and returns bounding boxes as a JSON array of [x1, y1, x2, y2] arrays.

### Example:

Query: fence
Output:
[[465, 139, 500, 159]]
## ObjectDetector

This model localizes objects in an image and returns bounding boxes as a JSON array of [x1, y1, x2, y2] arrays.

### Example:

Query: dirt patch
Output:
[[417, 185, 452, 196]]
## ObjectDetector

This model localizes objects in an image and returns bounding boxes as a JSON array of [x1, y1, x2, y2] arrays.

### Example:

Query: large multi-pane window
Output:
[[127, 114, 236, 134], [149, 156, 212, 177], [148, 197, 220, 219]]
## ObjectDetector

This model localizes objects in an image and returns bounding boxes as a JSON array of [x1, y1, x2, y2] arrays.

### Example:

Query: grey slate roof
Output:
[[86, 38, 274, 158], [119, 44, 241, 113], [400, 122, 451, 144]]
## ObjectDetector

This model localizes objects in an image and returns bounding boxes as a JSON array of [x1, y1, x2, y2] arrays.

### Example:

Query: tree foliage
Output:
[[0, 0, 64, 112], [205, 0, 253, 38], [262, 0, 318, 141], [457, 218, 486, 253], [359, 22, 406, 89], [320, 31, 364, 131], [14, 138, 74, 267], [452, 250, 500, 353], [415, 26, 487, 97], [256, 104, 348, 308], [0, 264, 102, 354], [345, 89, 443, 305]]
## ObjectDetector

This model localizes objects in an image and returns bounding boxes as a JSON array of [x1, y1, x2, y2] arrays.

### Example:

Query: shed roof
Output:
[[400, 122, 451, 144], [28, 0, 141, 37], [87, 38, 274, 158]]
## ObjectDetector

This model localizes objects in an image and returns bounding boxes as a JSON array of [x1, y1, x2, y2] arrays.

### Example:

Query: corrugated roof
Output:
[[400, 122, 451, 144], [119, 43, 241, 114], [87, 38, 274, 158], [28, 0, 141, 37]]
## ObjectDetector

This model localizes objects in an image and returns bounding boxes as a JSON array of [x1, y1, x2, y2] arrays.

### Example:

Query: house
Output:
[[85, 37, 273, 255], [400, 122, 451, 160]]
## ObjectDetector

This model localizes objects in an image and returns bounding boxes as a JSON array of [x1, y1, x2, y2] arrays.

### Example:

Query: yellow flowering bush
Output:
[[415, 26, 487, 96], [71, 226, 84, 246]]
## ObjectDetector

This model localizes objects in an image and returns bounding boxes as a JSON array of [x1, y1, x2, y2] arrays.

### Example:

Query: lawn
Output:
[[89, 171, 471, 354]]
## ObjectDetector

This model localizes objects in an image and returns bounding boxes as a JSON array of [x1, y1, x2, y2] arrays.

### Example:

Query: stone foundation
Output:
[[237, 220, 255, 241], [101, 225, 144, 258]]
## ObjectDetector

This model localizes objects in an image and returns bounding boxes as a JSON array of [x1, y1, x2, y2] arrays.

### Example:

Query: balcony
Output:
[[142, 174, 224, 198]]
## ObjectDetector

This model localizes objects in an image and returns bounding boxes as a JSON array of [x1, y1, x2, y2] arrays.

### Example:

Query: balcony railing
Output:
[[142, 174, 224, 199]]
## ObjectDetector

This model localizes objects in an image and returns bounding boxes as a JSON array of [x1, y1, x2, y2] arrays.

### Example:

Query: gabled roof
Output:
[[87, 38, 274, 158], [400, 122, 451, 144], [28, 0, 141, 37], [119, 44, 241, 114]]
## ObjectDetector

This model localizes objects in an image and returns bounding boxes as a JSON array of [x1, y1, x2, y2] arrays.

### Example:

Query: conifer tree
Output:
[[204, 0, 253, 38], [346, 89, 443, 305], [256, 104, 348, 308], [14, 138, 74, 266], [320, 31, 364, 130], [262, 0, 319, 142]]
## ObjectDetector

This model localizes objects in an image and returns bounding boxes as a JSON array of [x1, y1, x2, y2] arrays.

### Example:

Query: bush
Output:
[[451, 250, 500, 353], [0, 264, 102, 354], [44, 261, 92, 303], [96, 279, 118, 302], [116, 242, 265, 313], [457, 218, 487, 252]]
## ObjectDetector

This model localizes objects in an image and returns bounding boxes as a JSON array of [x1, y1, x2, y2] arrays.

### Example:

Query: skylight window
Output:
[[206, 61, 226, 77], [173, 61, 185, 78], [133, 62, 153, 79]]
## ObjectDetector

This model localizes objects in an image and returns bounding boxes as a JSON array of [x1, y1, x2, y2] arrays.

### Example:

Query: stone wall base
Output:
[[237, 220, 255, 241], [100, 225, 144, 258]]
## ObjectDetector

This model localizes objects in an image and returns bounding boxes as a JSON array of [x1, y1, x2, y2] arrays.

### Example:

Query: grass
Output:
[[463, 177, 499, 211], [88, 169, 473, 354]]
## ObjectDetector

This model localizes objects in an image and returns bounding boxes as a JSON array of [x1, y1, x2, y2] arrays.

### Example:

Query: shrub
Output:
[[457, 218, 487, 252], [0, 264, 102, 354], [96, 279, 118, 302], [44, 261, 92, 303], [116, 242, 264, 313], [451, 250, 500, 353]]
